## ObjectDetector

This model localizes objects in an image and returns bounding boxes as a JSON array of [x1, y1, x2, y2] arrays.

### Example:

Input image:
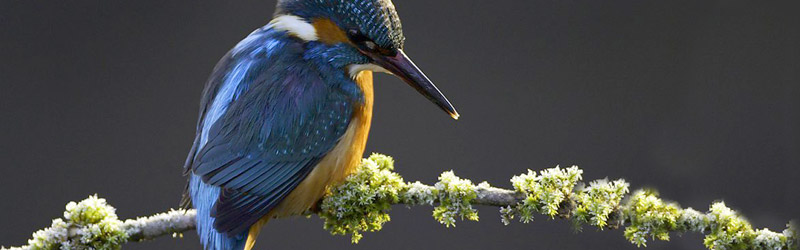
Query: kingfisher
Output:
[[181, 0, 458, 249]]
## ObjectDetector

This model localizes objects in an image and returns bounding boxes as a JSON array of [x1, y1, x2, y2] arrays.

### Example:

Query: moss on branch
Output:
[[6, 195, 129, 250], [3, 154, 797, 250], [320, 154, 797, 250]]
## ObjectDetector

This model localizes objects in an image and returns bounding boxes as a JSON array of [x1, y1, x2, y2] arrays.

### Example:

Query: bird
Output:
[[180, 0, 458, 249]]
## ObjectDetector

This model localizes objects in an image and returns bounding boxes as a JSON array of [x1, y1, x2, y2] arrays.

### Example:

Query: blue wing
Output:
[[184, 27, 356, 237]]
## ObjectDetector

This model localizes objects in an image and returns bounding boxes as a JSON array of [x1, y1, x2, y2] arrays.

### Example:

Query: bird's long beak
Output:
[[369, 49, 459, 120]]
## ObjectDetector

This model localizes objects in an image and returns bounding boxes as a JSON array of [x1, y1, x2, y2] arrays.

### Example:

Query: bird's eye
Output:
[[347, 29, 378, 52], [363, 41, 377, 51], [347, 29, 368, 43]]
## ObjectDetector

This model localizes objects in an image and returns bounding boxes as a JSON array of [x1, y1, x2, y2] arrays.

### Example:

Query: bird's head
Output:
[[272, 0, 459, 119]]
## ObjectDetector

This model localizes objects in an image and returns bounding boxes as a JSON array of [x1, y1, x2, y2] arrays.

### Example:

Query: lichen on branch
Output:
[[509, 166, 584, 222], [318, 154, 797, 250], [3, 198, 194, 250], [623, 190, 682, 246], [317, 153, 405, 243], [3, 154, 797, 250], [431, 171, 480, 227], [9, 195, 129, 250]]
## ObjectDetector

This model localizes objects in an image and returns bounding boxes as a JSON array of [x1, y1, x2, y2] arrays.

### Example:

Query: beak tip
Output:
[[450, 112, 460, 120]]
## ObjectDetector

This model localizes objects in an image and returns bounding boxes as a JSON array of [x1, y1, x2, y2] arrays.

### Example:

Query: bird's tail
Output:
[[190, 175, 248, 250]]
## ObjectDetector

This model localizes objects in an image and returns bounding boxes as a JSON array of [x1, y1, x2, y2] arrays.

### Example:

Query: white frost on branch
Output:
[[123, 209, 196, 241], [2, 154, 797, 250]]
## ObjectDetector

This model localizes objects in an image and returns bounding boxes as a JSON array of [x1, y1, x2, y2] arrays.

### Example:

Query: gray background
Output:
[[1, 0, 798, 249]]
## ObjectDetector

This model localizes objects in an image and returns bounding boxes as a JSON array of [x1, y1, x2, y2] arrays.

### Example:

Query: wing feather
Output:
[[185, 28, 358, 236]]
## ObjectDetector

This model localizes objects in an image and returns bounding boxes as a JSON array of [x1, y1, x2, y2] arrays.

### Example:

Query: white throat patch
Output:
[[348, 64, 391, 78], [269, 15, 318, 42]]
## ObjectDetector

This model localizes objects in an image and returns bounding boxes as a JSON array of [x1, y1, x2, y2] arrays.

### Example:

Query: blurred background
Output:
[[1, 0, 797, 249]]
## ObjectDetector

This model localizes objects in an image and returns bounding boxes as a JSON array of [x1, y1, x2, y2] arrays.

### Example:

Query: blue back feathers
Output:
[[184, 24, 369, 249]]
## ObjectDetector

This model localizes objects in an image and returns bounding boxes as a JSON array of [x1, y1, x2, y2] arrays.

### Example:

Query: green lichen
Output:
[[753, 228, 789, 250], [699, 202, 799, 250], [573, 179, 630, 229], [785, 222, 799, 250], [432, 171, 479, 227], [318, 153, 406, 243], [703, 202, 756, 249], [677, 207, 710, 233], [26, 219, 69, 250], [510, 166, 583, 222], [402, 181, 436, 206], [499, 206, 516, 226], [229, 153, 793, 250], [5, 154, 796, 250], [319, 154, 482, 241], [623, 190, 682, 247], [24, 195, 128, 250]]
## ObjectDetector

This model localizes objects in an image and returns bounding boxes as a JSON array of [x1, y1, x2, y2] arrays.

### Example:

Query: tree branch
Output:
[[123, 209, 196, 242], [3, 154, 797, 250], [473, 185, 525, 207]]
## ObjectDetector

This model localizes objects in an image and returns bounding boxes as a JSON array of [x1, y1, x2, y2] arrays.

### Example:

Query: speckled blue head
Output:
[[276, 0, 405, 50], [270, 0, 459, 119]]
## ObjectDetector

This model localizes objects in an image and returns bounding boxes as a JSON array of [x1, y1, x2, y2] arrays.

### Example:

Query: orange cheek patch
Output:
[[312, 18, 350, 45]]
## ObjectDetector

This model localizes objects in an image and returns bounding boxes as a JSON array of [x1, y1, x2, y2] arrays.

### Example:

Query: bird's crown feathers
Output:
[[275, 0, 405, 50]]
